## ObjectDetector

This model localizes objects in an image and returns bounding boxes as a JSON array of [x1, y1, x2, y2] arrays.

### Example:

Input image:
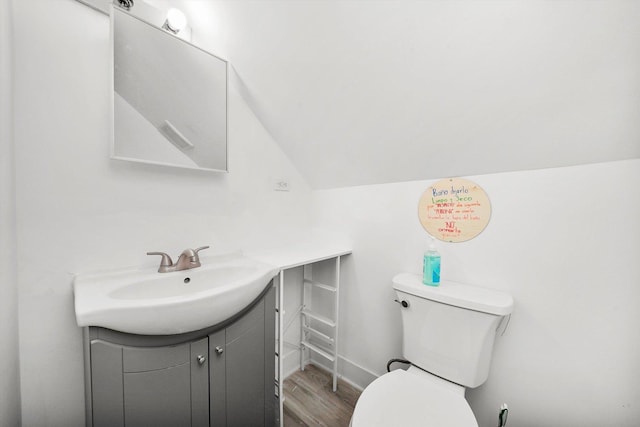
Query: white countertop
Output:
[[247, 241, 352, 270]]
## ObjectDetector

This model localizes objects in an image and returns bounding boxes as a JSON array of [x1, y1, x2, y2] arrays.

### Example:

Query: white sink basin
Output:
[[73, 253, 279, 335]]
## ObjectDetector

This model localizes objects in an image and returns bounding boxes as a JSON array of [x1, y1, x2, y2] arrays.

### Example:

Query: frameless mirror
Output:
[[111, 6, 228, 172]]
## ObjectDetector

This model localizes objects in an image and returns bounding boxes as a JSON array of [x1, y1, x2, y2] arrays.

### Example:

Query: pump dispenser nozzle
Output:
[[428, 236, 437, 251]]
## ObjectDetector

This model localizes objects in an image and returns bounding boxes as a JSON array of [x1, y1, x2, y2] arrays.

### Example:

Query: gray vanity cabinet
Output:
[[85, 285, 275, 427]]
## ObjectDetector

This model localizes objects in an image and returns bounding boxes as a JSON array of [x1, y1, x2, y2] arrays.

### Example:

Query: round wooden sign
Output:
[[418, 177, 491, 243]]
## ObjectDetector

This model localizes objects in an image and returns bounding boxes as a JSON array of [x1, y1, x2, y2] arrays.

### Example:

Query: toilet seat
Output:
[[351, 367, 478, 427]]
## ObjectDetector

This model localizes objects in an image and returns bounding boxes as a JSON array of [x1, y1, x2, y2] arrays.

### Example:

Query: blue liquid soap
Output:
[[423, 237, 441, 286]]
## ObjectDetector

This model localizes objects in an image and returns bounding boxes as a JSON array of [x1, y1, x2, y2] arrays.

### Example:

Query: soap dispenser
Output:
[[423, 236, 441, 286]]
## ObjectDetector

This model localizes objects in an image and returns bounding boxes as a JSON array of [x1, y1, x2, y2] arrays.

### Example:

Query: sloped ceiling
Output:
[[159, 1, 640, 188]]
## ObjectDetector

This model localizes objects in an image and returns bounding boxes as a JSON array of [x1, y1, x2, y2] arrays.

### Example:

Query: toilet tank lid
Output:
[[393, 273, 514, 316]]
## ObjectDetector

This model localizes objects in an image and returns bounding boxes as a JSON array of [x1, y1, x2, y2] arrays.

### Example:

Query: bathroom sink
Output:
[[73, 253, 279, 335]]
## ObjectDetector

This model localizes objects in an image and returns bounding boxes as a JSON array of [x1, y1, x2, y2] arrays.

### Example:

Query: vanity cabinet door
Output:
[[122, 342, 191, 427], [90, 338, 209, 427], [191, 337, 210, 427], [226, 305, 266, 427], [209, 329, 227, 426], [209, 286, 276, 427]]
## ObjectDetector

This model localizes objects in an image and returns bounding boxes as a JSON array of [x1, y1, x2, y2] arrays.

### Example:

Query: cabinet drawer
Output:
[[123, 343, 190, 373]]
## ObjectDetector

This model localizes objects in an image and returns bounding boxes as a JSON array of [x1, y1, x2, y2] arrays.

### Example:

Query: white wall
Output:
[[0, 0, 21, 425], [12, 1, 312, 425], [197, 0, 640, 188], [10, 2, 640, 426], [312, 159, 640, 426]]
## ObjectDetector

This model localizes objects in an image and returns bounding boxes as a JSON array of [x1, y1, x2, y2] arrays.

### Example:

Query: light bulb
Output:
[[164, 8, 187, 33]]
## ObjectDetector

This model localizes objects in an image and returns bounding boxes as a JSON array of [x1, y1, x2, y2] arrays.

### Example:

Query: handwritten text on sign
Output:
[[418, 178, 491, 243]]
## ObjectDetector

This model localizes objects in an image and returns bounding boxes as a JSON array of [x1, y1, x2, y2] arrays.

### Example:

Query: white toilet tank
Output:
[[393, 273, 513, 388]]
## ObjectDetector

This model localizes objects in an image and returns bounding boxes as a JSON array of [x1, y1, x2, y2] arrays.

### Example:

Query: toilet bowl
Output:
[[351, 366, 477, 427], [351, 273, 513, 427]]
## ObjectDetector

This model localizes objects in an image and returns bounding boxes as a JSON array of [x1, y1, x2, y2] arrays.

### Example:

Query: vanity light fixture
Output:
[[162, 8, 187, 34], [116, 0, 134, 10]]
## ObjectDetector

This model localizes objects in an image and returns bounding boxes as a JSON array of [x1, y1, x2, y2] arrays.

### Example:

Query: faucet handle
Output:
[[194, 246, 210, 255], [147, 251, 174, 267]]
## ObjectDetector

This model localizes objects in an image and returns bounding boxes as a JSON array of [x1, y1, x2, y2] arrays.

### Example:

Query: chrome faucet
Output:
[[147, 246, 210, 273]]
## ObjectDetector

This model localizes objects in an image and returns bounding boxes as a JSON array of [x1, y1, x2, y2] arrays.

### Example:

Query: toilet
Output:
[[351, 273, 513, 427]]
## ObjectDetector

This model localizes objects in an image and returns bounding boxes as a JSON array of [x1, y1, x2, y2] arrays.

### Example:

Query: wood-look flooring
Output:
[[283, 364, 362, 427]]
